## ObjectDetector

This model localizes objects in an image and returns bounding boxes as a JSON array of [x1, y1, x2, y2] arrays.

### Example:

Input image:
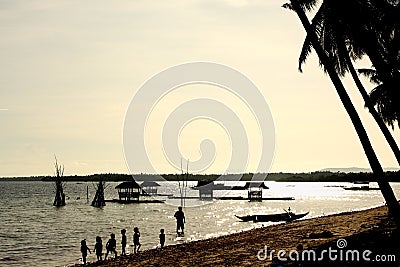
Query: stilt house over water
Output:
[[140, 181, 160, 195], [195, 180, 214, 200], [115, 181, 141, 202], [245, 182, 269, 202]]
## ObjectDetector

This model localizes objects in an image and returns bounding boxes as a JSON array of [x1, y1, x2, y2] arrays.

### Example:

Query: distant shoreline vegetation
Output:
[[1, 171, 400, 182]]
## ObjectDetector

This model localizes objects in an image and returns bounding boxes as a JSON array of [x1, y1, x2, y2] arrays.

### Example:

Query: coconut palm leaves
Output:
[[358, 30, 400, 130], [297, 0, 400, 129], [292, 0, 400, 163], [364, 71, 400, 129], [285, 0, 400, 225]]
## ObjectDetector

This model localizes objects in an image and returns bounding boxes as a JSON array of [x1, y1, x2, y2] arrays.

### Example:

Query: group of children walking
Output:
[[80, 227, 166, 265]]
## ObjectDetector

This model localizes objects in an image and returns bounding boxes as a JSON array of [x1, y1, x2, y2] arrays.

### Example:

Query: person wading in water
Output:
[[174, 206, 185, 236]]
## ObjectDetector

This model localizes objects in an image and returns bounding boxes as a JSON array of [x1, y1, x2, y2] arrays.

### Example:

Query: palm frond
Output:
[[298, 4, 325, 72], [358, 68, 382, 85], [294, 0, 321, 12]]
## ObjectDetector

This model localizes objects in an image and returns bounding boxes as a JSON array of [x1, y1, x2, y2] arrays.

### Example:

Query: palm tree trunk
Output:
[[289, 0, 400, 225], [343, 49, 400, 166]]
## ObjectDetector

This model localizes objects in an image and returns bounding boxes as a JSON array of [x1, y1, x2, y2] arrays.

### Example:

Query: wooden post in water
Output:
[[184, 159, 189, 208], [179, 158, 183, 207], [178, 158, 189, 208]]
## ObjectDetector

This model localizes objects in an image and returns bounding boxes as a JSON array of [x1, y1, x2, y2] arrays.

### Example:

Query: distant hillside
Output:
[[320, 167, 399, 173], [320, 167, 371, 173]]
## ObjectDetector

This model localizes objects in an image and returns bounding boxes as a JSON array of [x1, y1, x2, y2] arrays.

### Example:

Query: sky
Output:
[[0, 0, 399, 177]]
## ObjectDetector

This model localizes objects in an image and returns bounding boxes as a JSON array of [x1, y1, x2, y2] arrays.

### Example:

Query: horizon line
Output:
[[2, 167, 400, 179]]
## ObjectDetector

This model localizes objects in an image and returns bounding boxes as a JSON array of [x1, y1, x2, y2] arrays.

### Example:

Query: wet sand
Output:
[[75, 204, 399, 266]]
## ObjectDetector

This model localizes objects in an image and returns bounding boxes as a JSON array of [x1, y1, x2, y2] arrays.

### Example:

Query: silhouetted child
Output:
[[94, 236, 103, 261], [80, 239, 91, 265], [104, 233, 117, 260], [121, 229, 127, 256], [133, 227, 141, 254], [159, 229, 165, 249]]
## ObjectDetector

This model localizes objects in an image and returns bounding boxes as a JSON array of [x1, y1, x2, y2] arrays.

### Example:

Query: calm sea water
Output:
[[0, 180, 399, 266]]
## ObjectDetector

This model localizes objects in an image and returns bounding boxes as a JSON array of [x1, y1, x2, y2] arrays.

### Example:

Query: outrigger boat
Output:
[[343, 182, 380, 191], [235, 211, 309, 222]]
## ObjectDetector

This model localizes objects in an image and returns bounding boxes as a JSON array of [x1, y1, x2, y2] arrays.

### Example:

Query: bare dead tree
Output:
[[53, 156, 66, 207], [91, 179, 106, 207]]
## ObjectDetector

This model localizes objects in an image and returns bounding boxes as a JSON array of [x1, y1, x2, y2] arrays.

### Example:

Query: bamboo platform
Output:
[[166, 196, 295, 201], [104, 199, 165, 204]]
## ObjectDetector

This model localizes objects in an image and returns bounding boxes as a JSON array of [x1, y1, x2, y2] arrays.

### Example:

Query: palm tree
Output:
[[324, 0, 400, 126], [296, 0, 400, 165], [360, 67, 400, 129], [358, 22, 400, 130], [347, 56, 400, 164], [283, 0, 400, 225]]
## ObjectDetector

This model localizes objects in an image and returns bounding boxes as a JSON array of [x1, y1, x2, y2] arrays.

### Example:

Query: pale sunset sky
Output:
[[1, 0, 399, 177]]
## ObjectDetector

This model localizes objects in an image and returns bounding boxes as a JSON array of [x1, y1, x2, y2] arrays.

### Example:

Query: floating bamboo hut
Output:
[[103, 180, 164, 204], [196, 180, 214, 200], [115, 181, 141, 202], [244, 182, 269, 202], [140, 181, 160, 195]]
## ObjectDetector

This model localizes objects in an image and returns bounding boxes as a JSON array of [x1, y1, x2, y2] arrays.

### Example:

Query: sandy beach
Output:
[[75, 204, 399, 266]]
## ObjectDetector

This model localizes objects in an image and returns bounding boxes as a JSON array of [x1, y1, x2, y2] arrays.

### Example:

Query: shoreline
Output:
[[72, 204, 399, 266], [3, 170, 400, 182]]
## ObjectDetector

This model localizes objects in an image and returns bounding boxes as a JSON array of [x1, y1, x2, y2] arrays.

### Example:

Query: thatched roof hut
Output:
[[140, 181, 161, 195], [115, 181, 141, 189], [243, 182, 269, 189], [115, 181, 141, 202], [232, 182, 269, 190]]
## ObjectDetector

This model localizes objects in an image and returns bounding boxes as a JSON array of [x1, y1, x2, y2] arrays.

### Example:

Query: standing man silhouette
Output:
[[174, 206, 185, 235]]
